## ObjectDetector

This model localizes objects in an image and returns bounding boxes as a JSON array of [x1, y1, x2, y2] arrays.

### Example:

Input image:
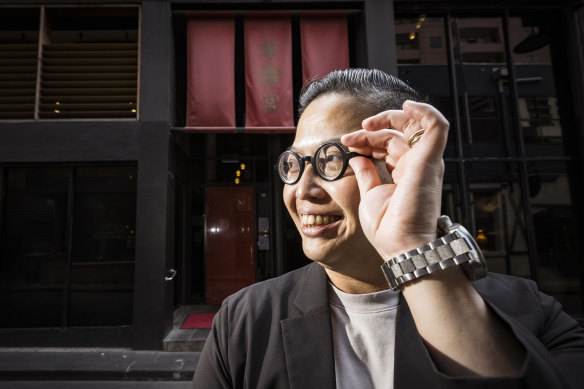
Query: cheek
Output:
[[282, 186, 296, 216], [332, 181, 361, 217]]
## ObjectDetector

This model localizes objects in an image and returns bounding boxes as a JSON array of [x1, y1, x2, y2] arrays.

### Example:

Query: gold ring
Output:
[[407, 129, 425, 148]]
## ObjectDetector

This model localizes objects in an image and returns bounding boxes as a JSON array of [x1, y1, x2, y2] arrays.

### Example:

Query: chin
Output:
[[301, 239, 344, 267]]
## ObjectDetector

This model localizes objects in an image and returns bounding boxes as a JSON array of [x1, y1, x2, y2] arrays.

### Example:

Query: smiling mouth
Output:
[[301, 214, 342, 228]]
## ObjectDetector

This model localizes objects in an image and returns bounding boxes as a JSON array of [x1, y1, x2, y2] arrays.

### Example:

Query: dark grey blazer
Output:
[[192, 262, 584, 388]]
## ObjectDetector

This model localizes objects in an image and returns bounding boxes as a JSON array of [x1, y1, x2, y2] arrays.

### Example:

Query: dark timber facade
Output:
[[0, 0, 583, 350]]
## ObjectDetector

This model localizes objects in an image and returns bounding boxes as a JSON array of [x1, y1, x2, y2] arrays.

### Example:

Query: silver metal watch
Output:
[[381, 215, 487, 291]]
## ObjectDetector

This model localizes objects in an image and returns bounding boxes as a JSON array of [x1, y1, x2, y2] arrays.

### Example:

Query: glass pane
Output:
[[465, 162, 530, 278], [450, 17, 520, 158], [509, 16, 566, 156], [69, 166, 137, 326], [395, 15, 456, 158], [529, 161, 582, 315], [442, 162, 463, 223], [0, 167, 69, 328], [452, 18, 506, 64]]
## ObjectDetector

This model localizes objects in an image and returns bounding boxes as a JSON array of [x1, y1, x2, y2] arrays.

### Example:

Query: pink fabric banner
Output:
[[187, 18, 235, 128], [300, 16, 349, 84], [244, 18, 294, 128]]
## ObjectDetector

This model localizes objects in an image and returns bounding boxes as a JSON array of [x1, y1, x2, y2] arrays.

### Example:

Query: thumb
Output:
[[348, 157, 382, 198]]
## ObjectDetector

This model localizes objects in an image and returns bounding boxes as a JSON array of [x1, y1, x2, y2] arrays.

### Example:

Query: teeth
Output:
[[302, 214, 340, 227]]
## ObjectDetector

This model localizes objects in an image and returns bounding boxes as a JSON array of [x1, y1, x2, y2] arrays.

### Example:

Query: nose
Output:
[[295, 163, 327, 200]]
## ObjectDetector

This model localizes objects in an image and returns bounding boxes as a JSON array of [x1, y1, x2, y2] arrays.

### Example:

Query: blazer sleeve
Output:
[[474, 277, 584, 389], [526, 280, 584, 387], [192, 302, 233, 389], [398, 275, 584, 389]]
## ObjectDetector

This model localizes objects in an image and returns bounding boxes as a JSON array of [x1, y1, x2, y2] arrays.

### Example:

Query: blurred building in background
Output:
[[0, 0, 583, 350]]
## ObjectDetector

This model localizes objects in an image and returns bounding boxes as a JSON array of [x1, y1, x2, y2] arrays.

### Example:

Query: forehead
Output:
[[292, 94, 366, 152]]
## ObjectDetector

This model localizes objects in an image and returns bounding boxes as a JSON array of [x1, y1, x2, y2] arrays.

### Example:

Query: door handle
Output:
[[165, 268, 177, 282]]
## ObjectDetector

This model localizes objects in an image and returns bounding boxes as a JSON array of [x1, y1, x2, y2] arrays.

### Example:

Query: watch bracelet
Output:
[[381, 233, 473, 291]]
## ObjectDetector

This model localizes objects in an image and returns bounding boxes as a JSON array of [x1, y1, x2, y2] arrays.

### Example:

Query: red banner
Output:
[[244, 18, 294, 128], [300, 16, 349, 84], [187, 18, 235, 128]]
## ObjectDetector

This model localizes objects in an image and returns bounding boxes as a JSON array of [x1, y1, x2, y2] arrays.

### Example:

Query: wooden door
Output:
[[205, 186, 255, 304]]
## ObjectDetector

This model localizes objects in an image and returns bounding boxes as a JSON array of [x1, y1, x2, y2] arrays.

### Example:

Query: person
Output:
[[192, 68, 584, 388]]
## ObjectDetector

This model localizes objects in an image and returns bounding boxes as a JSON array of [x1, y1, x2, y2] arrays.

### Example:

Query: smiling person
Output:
[[192, 69, 584, 389]]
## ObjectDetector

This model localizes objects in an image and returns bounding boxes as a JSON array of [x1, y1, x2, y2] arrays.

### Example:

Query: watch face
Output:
[[452, 223, 488, 280]]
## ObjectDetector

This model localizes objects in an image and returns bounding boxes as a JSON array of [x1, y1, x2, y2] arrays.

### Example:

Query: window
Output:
[[430, 36, 442, 48], [396, 33, 419, 50], [0, 165, 137, 328], [395, 10, 583, 317], [0, 6, 139, 120], [459, 27, 501, 44]]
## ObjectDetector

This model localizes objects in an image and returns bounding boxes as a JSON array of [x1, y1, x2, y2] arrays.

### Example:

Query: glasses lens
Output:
[[316, 144, 345, 180], [278, 152, 301, 183]]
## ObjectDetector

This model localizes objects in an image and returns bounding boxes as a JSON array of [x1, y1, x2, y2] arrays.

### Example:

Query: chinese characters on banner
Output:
[[186, 18, 236, 128], [244, 18, 294, 128]]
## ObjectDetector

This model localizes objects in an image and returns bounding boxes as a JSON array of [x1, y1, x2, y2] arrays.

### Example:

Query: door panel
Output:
[[205, 186, 254, 304]]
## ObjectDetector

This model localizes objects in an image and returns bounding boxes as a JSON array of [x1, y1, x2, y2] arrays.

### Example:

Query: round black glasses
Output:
[[277, 142, 364, 185]]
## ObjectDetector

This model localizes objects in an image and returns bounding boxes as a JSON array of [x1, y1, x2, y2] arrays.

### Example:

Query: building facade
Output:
[[0, 0, 583, 350]]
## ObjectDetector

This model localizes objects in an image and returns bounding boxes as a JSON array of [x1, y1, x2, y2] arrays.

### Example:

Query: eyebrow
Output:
[[288, 137, 344, 154]]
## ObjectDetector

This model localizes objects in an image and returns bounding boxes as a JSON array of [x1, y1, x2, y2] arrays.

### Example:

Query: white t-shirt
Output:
[[328, 282, 400, 389]]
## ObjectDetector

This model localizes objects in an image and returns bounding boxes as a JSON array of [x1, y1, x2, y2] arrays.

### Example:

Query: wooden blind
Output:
[[39, 42, 138, 119], [0, 43, 38, 119]]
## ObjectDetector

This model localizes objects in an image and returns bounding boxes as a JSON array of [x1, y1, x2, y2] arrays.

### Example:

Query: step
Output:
[[0, 381, 193, 389], [163, 328, 210, 352], [0, 349, 199, 381]]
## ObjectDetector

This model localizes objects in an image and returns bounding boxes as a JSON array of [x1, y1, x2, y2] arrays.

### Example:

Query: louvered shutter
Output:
[[0, 43, 38, 119], [39, 42, 138, 119]]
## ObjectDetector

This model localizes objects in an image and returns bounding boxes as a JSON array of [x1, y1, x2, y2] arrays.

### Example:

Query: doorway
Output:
[[205, 186, 255, 304]]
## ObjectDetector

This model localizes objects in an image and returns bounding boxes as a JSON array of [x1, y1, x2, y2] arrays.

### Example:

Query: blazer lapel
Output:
[[280, 263, 336, 389]]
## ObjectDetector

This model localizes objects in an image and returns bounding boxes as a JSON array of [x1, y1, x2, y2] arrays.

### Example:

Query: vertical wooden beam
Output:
[[133, 0, 175, 350], [363, 0, 397, 75]]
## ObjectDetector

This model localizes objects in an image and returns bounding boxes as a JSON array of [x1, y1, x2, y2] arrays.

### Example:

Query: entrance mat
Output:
[[181, 313, 216, 329]]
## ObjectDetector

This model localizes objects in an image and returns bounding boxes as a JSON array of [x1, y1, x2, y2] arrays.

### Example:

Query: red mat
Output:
[[181, 313, 216, 329]]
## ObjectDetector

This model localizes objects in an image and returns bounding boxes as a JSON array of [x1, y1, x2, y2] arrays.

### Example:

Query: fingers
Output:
[[342, 129, 409, 160], [362, 110, 406, 131], [401, 100, 449, 152], [342, 128, 403, 149], [348, 157, 383, 198], [357, 101, 449, 159]]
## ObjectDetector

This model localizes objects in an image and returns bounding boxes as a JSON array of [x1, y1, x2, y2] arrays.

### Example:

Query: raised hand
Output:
[[341, 100, 449, 260]]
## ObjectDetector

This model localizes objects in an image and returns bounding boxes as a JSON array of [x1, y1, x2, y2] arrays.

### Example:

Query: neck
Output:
[[323, 258, 389, 294]]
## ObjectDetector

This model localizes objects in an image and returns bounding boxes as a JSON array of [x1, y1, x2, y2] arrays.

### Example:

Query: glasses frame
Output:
[[277, 141, 364, 185]]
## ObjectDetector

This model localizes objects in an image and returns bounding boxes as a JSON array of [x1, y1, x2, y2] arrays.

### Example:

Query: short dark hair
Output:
[[298, 68, 425, 116]]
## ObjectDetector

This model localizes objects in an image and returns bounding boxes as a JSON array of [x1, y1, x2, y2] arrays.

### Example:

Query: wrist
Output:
[[380, 216, 488, 291], [383, 233, 438, 261]]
